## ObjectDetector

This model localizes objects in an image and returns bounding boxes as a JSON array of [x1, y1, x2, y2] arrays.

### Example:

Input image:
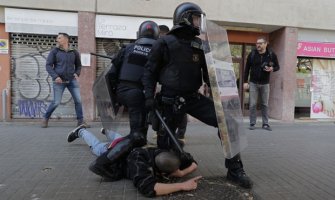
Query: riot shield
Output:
[[92, 64, 124, 130], [200, 19, 247, 158]]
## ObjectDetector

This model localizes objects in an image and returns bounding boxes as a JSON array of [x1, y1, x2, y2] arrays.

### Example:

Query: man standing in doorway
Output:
[[42, 32, 88, 128], [243, 36, 280, 131]]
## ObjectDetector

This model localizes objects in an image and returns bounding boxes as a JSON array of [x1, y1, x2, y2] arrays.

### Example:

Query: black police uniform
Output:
[[142, 26, 253, 188], [112, 39, 155, 138], [89, 21, 160, 179], [143, 27, 216, 149]]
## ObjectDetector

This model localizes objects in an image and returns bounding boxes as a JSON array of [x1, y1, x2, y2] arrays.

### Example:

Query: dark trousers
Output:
[[176, 114, 188, 137], [157, 92, 243, 169], [117, 85, 147, 135], [157, 93, 217, 150]]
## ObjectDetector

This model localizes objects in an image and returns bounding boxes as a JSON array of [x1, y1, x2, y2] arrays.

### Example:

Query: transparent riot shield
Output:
[[92, 64, 124, 130], [200, 19, 247, 158]]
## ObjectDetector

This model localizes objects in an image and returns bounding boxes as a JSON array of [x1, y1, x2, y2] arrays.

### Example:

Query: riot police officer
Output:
[[89, 20, 160, 177], [142, 2, 253, 188]]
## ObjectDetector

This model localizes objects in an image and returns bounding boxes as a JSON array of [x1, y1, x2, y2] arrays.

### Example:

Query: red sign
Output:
[[297, 41, 335, 58]]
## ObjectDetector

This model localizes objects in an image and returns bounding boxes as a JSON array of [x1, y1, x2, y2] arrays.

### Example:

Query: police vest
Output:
[[159, 35, 204, 92], [118, 42, 153, 83]]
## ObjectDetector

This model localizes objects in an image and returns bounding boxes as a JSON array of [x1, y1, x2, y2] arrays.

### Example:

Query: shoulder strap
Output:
[[268, 49, 273, 61], [250, 49, 256, 64], [250, 48, 273, 64]]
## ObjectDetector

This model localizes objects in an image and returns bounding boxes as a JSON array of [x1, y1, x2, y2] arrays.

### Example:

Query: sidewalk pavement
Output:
[[0, 120, 335, 200]]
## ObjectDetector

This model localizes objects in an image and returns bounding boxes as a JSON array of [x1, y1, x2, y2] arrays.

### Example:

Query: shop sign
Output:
[[297, 41, 335, 58], [5, 8, 78, 36], [96, 15, 172, 39]]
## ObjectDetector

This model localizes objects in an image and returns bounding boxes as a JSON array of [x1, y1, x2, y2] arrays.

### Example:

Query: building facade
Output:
[[1, 0, 335, 122]]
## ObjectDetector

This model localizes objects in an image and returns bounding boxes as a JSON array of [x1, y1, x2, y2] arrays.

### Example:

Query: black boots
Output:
[[225, 154, 253, 189]]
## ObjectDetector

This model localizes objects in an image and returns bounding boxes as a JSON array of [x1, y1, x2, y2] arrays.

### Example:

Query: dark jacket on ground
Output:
[[126, 147, 195, 197], [244, 48, 279, 85], [46, 47, 82, 81], [126, 147, 166, 197]]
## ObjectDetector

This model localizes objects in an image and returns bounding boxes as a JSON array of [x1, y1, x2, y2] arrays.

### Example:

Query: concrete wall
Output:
[[100, 0, 335, 31], [1, 0, 335, 31], [269, 27, 298, 122], [77, 12, 96, 121], [298, 28, 335, 42], [0, 24, 10, 121], [0, 7, 4, 22], [0, 0, 96, 12]]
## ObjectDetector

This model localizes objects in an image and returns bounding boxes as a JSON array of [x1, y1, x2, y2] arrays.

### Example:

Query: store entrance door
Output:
[[230, 43, 254, 116], [232, 58, 246, 114]]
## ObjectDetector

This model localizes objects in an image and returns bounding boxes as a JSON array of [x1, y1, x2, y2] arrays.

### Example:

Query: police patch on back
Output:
[[128, 44, 152, 66], [133, 45, 151, 56]]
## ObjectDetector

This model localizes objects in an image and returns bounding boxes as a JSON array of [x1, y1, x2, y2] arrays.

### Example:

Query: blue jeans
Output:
[[79, 129, 122, 156], [249, 82, 270, 126], [44, 79, 83, 121]]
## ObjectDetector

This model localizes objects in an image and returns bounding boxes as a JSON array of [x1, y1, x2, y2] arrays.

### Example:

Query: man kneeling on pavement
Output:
[[67, 125, 201, 197]]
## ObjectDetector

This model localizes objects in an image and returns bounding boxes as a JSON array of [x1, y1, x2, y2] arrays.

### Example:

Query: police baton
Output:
[[154, 109, 184, 153], [90, 52, 114, 60]]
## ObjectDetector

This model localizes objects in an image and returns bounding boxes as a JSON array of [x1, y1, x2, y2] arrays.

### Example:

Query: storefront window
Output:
[[244, 45, 253, 61], [230, 44, 242, 79], [230, 44, 242, 59], [295, 57, 312, 108]]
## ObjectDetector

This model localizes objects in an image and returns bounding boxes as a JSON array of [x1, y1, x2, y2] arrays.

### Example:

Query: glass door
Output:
[[230, 43, 254, 115]]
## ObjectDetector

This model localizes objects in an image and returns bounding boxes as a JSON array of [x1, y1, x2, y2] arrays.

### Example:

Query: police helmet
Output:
[[138, 20, 160, 40], [172, 2, 204, 35]]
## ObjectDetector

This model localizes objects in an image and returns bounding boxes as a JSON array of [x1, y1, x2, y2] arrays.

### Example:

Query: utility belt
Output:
[[159, 92, 200, 113], [149, 92, 199, 132]]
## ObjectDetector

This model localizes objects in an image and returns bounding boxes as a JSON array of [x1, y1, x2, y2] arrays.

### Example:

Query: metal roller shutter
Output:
[[95, 39, 133, 119], [95, 38, 133, 78]]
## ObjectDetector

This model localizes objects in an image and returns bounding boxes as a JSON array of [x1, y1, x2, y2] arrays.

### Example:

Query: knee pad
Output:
[[131, 131, 147, 147], [106, 137, 132, 162]]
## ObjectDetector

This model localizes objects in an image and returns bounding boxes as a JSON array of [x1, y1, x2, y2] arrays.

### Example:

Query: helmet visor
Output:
[[200, 14, 207, 33]]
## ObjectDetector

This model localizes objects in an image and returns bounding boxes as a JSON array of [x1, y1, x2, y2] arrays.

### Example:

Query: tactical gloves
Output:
[[145, 97, 155, 111]]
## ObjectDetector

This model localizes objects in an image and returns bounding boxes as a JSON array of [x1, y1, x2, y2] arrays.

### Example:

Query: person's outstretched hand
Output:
[[180, 176, 202, 191]]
